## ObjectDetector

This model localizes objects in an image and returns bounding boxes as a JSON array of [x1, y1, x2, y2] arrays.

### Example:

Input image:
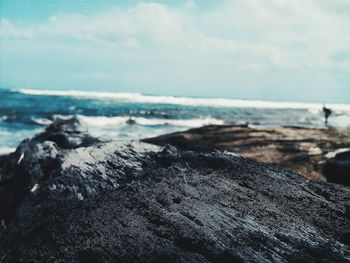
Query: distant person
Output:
[[323, 106, 332, 125]]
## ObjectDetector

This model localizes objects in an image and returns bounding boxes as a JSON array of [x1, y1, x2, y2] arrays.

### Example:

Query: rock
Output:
[[0, 120, 350, 262], [126, 118, 136, 125], [0, 117, 102, 226], [0, 185, 16, 228], [324, 150, 350, 186], [36, 116, 101, 149], [142, 125, 350, 181]]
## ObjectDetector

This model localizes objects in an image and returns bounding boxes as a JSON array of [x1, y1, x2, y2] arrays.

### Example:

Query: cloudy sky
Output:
[[1, 0, 350, 103]]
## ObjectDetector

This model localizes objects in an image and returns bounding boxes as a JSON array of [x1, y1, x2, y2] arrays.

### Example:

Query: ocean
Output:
[[1, 88, 350, 155]]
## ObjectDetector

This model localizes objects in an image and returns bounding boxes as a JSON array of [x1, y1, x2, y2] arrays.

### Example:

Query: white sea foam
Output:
[[77, 115, 224, 128], [0, 116, 8, 121], [325, 148, 350, 159], [0, 147, 15, 155], [31, 117, 53, 126], [328, 114, 350, 128], [30, 114, 224, 129], [31, 115, 76, 126], [18, 89, 350, 111], [77, 116, 128, 127], [52, 114, 75, 120]]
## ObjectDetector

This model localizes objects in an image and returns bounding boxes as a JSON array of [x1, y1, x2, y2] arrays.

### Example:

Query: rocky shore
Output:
[[0, 120, 350, 262], [143, 125, 350, 182]]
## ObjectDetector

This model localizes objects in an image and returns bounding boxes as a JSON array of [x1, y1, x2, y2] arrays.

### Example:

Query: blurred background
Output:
[[1, 0, 350, 152]]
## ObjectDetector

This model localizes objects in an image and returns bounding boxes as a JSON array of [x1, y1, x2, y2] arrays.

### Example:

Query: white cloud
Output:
[[2, 0, 350, 71], [1, 0, 350, 100]]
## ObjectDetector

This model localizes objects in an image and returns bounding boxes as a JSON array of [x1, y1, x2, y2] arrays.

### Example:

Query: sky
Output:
[[1, 0, 350, 103]]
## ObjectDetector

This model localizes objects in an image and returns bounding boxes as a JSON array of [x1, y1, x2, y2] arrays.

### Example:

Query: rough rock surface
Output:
[[142, 125, 350, 181], [0, 117, 100, 225], [324, 150, 350, 186], [0, 120, 350, 262]]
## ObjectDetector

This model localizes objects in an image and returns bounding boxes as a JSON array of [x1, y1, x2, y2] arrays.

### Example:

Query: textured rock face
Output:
[[0, 120, 350, 262], [142, 125, 350, 181], [324, 151, 350, 186], [0, 117, 101, 226]]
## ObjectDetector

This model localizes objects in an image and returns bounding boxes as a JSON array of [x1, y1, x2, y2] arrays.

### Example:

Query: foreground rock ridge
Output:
[[0, 119, 350, 262]]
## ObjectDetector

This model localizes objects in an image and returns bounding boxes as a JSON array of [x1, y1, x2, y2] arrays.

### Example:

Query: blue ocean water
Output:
[[1, 88, 350, 154]]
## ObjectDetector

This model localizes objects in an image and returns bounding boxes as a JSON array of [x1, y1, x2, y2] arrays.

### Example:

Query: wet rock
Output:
[[35, 116, 100, 149], [0, 120, 350, 262], [324, 150, 350, 186]]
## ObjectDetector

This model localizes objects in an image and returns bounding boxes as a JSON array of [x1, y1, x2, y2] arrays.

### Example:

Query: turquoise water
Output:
[[1, 88, 349, 153]]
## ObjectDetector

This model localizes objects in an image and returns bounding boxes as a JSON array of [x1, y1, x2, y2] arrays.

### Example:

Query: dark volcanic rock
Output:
[[0, 117, 101, 226], [0, 120, 350, 262], [324, 151, 350, 186], [36, 116, 100, 149]]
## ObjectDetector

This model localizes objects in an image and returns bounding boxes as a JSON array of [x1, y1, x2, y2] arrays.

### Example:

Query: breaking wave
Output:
[[0, 147, 15, 155], [18, 89, 350, 111], [32, 115, 224, 128]]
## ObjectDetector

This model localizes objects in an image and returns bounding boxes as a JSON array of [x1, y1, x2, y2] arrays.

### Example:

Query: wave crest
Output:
[[18, 89, 350, 111], [30, 115, 224, 128], [78, 115, 224, 128]]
